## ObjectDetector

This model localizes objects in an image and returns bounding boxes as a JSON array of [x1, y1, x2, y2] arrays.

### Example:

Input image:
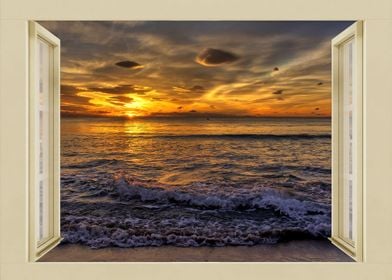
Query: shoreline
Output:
[[40, 239, 352, 262]]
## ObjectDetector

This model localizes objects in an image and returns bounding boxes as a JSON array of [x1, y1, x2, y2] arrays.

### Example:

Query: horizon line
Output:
[[61, 114, 331, 120]]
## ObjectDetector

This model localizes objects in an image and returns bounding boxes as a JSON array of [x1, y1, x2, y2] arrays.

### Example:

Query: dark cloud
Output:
[[61, 94, 91, 106], [61, 105, 87, 112], [189, 110, 197, 113], [61, 84, 80, 95], [115, 60, 144, 69], [60, 104, 116, 118], [146, 111, 250, 119], [109, 96, 133, 105], [60, 84, 92, 106], [273, 67, 279, 71], [190, 85, 205, 92], [273, 90, 284, 95], [177, 106, 183, 110], [61, 110, 124, 119], [315, 107, 320, 110], [86, 84, 150, 95], [195, 48, 239, 66], [174, 85, 205, 94]]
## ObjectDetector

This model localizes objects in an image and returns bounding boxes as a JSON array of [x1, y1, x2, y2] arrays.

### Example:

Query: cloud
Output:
[[115, 60, 144, 69], [145, 110, 253, 118], [190, 85, 205, 92], [86, 84, 151, 95], [272, 90, 284, 95], [61, 93, 92, 106], [60, 84, 93, 107], [109, 96, 133, 105], [61, 84, 80, 95], [273, 67, 279, 71], [172, 86, 190, 93], [195, 48, 239, 66], [173, 85, 205, 93]]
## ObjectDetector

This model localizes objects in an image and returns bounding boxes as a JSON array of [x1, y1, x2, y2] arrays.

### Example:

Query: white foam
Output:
[[60, 176, 331, 248]]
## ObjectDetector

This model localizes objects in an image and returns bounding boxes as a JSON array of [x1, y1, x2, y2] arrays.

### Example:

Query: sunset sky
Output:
[[40, 21, 352, 118]]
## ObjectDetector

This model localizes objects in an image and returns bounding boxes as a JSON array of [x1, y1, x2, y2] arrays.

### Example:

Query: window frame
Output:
[[28, 21, 62, 261], [330, 21, 363, 261]]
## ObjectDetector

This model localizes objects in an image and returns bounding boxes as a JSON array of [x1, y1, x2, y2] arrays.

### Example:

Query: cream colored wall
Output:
[[1, 0, 392, 279], [0, 0, 391, 20], [362, 19, 392, 264]]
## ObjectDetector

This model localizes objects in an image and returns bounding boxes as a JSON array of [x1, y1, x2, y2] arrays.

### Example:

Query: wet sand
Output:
[[39, 239, 353, 262]]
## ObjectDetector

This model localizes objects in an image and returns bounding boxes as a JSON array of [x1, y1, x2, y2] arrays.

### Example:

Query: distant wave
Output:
[[63, 159, 331, 175], [124, 133, 331, 139], [65, 159, 123, 169]]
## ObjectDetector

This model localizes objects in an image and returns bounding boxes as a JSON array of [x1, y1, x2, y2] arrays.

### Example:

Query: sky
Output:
[[40, 21, 353, 118]]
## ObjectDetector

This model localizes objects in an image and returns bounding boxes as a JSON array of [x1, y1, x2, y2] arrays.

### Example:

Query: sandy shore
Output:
[[39, 239, 352, 262]]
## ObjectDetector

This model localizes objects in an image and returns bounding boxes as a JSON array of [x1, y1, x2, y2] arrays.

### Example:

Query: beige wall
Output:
[[1, 0, 392, 279]]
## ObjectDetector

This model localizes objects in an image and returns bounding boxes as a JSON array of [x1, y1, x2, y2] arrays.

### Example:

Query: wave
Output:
[[123, 133, 331, 140], [61, 214, 325, 248], [60, 175, 331, 248], [65, 159, 123, 169], [113, 177, 330, 215]]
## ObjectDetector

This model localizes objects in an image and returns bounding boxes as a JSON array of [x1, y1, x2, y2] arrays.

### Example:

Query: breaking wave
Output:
[[61, 175, 331, 248]]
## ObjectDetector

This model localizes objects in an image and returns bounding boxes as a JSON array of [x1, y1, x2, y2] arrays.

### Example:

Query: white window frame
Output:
[[28, 21, 61, 261], [330, 21, 363, 261]]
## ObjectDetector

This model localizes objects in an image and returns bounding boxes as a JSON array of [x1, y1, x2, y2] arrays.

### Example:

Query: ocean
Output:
[[60, 117, 332, 248]]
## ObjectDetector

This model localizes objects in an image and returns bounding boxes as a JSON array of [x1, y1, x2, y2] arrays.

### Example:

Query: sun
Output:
[[126, 112, 135, 118]]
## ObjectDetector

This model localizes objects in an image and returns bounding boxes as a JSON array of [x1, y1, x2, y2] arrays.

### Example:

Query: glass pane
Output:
[[340, 38, 356, 244], [36, 38, 52, 245]]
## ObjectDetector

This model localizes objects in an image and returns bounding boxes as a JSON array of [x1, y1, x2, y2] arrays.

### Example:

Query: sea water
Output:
[[61, 117, 331, 248]]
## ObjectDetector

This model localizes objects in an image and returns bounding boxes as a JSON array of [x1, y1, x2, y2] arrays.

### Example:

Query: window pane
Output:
[[340, 38, 356, 244], [36, 38, 51, 245]]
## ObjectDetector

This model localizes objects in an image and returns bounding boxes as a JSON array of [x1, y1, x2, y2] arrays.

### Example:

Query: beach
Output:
[[40, 239, 352, 262]]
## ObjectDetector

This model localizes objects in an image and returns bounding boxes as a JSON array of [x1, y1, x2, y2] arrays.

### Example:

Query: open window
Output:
[[330, 22, 363, 261], [27, 20, 364, 262], [29, 22, 61, 261]]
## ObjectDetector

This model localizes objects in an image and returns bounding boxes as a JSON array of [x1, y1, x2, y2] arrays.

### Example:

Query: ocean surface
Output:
[[61, 117, 332, 248]]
